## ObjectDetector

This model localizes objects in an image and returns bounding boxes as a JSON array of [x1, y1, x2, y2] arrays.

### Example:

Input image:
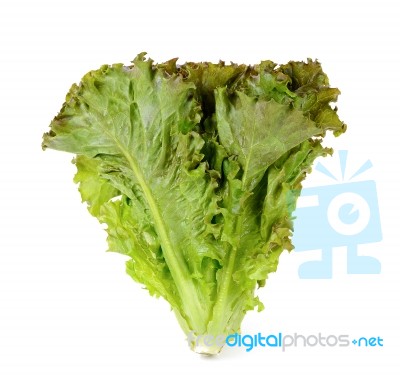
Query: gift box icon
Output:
[[292, 151, 382, 279]]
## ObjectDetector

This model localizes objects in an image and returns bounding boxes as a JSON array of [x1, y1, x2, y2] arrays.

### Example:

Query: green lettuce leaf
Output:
[[42, 54, 346, 354]]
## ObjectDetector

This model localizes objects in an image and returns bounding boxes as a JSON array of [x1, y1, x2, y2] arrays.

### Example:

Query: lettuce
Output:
[[42, 53, 346, 354]]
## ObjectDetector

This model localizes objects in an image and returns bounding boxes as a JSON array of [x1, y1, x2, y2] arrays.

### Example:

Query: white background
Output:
[[1, 0, 399, 376]]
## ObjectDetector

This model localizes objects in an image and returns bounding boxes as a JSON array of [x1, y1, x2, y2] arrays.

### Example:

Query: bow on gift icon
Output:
[[292, 150, 382, 279]]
